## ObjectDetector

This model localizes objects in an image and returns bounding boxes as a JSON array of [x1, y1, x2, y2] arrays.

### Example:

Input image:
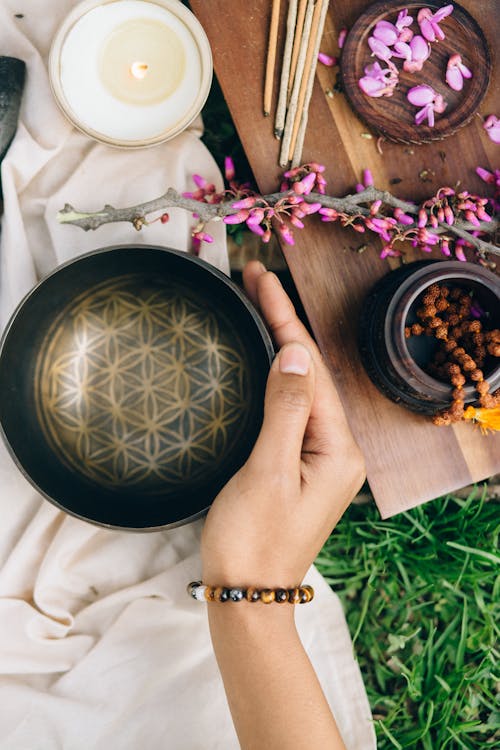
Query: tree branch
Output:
[[58, 186, 500, 258]]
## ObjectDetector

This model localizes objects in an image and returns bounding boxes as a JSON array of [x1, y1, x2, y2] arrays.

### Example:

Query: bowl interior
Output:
[[0, 247, 273, 529]]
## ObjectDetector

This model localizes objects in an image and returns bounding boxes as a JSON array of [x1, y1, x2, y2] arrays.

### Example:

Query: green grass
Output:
[[316, 488, 500, 749]]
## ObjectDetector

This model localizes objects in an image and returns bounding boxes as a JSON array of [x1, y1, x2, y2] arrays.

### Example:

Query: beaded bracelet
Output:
[[187, 581, 314, 604]]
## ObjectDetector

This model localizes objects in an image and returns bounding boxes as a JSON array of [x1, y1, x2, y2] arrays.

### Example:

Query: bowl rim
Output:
[[0, 244, 275, 531]]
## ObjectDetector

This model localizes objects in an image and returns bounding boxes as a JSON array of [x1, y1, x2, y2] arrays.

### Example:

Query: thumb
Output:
[[249, 342, 314, 476]]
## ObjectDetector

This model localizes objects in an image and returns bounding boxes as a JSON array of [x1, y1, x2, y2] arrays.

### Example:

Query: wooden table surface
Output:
[[191, 0, 500, 518]]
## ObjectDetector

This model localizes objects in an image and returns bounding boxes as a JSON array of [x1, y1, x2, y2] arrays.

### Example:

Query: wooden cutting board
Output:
[[191, 0, 500, 517]]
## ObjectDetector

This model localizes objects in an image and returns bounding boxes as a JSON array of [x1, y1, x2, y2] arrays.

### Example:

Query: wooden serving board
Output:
[[191, 0, 500, 518]]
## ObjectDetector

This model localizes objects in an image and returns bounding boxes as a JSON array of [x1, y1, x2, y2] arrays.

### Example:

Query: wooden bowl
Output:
[[0, 246, 274, 530], [341, 0, 490, 143]]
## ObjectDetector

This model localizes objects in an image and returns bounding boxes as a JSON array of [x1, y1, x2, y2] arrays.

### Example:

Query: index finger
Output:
[[243, 262, 350, 432]]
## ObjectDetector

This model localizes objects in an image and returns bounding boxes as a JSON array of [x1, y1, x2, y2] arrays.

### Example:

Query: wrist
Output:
[[207, 595, 296, 634]]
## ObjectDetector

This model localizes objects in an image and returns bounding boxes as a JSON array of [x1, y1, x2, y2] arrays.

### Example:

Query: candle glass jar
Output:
[[49, 0, 213, 147], [358, 260, 500, 415]]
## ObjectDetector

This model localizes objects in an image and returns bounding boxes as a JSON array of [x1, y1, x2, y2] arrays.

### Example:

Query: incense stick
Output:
[[275, 0, 298, 139], [279, 0, 314, 167], [291, 0, 330, 165], [287, 0, 307, 99], [264, 0, 281, 117], [288, 0, 329, 161]]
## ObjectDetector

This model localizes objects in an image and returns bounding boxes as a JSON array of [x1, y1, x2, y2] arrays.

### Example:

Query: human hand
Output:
[[201, 261, 365, 589]]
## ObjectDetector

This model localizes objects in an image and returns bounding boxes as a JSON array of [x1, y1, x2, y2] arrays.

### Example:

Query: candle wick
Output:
[[131, 61, 149, 80]]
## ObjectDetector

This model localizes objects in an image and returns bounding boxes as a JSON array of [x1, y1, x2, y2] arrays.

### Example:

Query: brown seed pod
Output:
[[479, 394, 496, 409], [433, 411, 452, 426], [449, 400, 464, 419], [435, 298, 449, 312], [451, 373, 466, 387], [476, 380, 490, 395], [443, 339, 458, 353]]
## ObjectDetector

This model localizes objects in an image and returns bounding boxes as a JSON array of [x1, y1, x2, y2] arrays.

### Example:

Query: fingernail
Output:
[[279, 343, 311, 376]]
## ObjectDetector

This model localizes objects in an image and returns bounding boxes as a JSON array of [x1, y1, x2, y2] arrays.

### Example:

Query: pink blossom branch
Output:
[[58, 185, 500, 259]]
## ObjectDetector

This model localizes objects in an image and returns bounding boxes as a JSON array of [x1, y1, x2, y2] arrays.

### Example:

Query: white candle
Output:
[[49, 0, 212, 147]]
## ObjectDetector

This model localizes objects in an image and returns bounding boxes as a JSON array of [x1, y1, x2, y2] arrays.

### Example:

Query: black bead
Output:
[[275, 588, 288, 602], [229, 588, 245, 601], [219, 588, 230, 602], [187, 581, 201, 599]]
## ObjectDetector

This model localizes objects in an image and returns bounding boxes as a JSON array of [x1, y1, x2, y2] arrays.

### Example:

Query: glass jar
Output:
[[358, 260, 500, 415]]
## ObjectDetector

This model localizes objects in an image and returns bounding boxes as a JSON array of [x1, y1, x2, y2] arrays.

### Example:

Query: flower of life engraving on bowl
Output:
[[34, 275, 250, 492]]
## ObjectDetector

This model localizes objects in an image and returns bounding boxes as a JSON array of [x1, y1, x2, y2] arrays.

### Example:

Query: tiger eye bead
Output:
[[213, 586, 225, 602], [299, 586, 314, 603], [204, 586, 215, 601], [260, 589, 275, 604], [246, 587, 261, 602], [288, 588, 301, 604]]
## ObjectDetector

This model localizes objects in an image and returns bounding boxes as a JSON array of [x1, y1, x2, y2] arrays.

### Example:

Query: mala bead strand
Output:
[[187, 582, 315, 604], [405, 282, 499, 427]]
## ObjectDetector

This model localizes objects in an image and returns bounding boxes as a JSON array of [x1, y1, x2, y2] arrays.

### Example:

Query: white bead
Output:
[[194, 585, 207, 601]]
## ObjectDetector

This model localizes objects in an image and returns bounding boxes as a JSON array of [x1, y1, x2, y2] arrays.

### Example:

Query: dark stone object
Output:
[[0, 245, 274, 530], [229, 588, 245, 602], [0, 56, 26, 163], [358, 260, 500, 415], [274, 588, 288, 603]]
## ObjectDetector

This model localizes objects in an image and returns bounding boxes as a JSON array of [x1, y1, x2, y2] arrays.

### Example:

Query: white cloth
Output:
[[0, 2, 376, 748]]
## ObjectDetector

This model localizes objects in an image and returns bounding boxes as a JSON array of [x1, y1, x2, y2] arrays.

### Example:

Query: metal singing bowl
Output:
[[0, 246, 274, 530]]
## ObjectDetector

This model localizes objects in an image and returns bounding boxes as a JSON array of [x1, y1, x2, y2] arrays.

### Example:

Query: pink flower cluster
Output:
[[181, 156, 251, 253], [445, 53, 472, 91], [476, 165, 500, 213], [318, 168, 494, 262], [223, 163, 326, 246], [414, 186, 491, 260], [483, 115, 500, 145], [181, 159, 497, 265], [358, 61, 399, 98], [358, 5, 469, 129], [407, 84, 446, 127]]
